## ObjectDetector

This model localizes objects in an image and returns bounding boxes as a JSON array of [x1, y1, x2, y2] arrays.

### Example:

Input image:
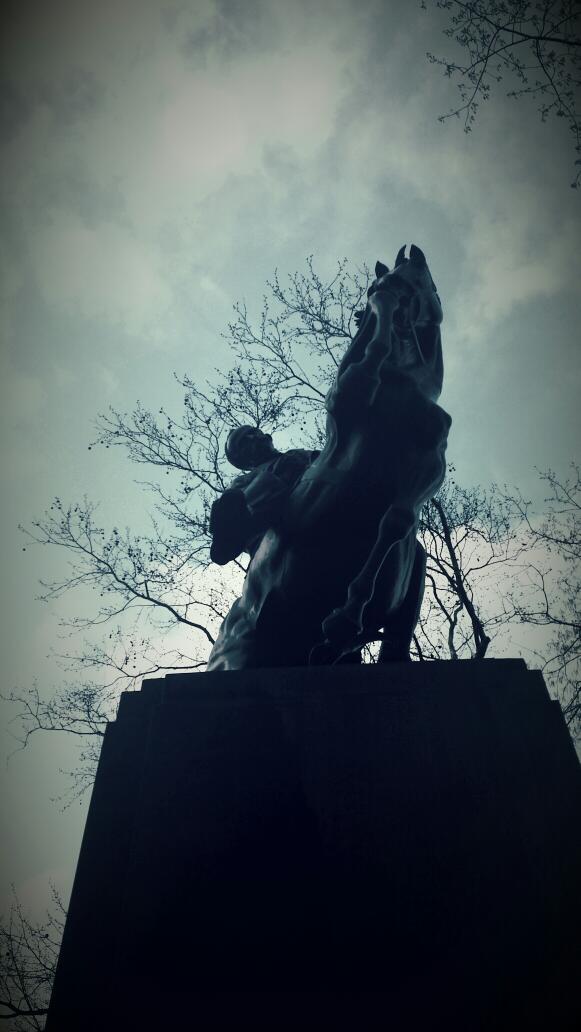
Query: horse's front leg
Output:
[[310, 505, 417, 665]]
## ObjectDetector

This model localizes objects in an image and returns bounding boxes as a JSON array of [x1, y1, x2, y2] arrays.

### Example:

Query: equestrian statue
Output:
[[207, 244, 451, 669]]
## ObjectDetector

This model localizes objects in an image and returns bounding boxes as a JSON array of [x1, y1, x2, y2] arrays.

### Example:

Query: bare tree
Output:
[[4, 258, 368, 794], [416, 469, 526, 660], [503, 464, 581, 734], [5, 257, 578, 800], [422, 0, 581, 187], [0, 887, 64, 1031]]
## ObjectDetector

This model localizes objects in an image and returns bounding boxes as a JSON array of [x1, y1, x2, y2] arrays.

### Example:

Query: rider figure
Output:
[[209, 426, 318, 565], [210, 425, 425, 662]]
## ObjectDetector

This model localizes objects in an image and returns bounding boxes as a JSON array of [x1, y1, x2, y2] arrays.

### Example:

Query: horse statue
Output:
[[207, 244, 451, 669]]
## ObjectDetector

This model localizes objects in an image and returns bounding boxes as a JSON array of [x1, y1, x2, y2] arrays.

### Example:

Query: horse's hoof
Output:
[[309, 641, 337, 666], [322, 608, 361, 643]]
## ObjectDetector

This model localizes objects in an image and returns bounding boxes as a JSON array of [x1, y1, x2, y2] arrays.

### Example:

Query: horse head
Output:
[[370, 244, 443, 330], [348, 244, 444, 403]]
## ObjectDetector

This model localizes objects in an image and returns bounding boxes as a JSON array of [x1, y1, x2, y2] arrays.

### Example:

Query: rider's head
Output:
[[225, 425, 277, 470]]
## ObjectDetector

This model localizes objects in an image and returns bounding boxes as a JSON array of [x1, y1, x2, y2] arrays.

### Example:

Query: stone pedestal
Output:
[[46, 660, 581, 1029]]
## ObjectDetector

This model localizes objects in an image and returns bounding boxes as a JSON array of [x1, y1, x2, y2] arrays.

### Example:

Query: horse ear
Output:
[[409, 244, 426, 267], [374, 261, 389, 278], [394, 245, 406, 267]]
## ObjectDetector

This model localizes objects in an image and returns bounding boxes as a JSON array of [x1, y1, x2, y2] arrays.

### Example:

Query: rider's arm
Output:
[[210, 452, 317, 565], [209, 468, 290, 565]]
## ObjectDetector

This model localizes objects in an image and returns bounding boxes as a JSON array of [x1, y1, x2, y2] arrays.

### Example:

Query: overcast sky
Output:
[[1, 0, 580, 918]]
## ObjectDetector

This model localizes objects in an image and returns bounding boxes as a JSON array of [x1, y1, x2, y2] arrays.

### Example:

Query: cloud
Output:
[[2, 0, 578, 403], [0, 362, 46, 430], [97, 363, 121, 395], [316, 30, 580, 349], [0, 79, 33, 144], [30, 211, 172, 331], [0, 67, 102, 140], [199, 273, 221, 294], [177, 0, 284, 62], [455, 209, 580, 344]]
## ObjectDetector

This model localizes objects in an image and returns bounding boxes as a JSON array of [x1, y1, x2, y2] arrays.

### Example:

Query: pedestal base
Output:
[[47, 660, 581, 1029]]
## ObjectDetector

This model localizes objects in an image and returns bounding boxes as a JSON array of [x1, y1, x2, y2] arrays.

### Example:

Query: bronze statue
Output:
[[207, 245, 451, 669]]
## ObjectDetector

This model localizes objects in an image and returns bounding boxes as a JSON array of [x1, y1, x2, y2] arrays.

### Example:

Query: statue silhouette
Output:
[[208, 245, 451, 669]]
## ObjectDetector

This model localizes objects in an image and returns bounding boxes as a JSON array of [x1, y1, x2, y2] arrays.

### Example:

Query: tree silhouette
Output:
[[4, 257, 578, 802], [423, 0, 581, 187], [503, 464, 581, 734], [0, 887, 64, 1030]]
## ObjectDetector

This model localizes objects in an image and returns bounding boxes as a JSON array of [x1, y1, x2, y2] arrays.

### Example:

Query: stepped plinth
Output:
[[46, 660, 581, 1029]]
